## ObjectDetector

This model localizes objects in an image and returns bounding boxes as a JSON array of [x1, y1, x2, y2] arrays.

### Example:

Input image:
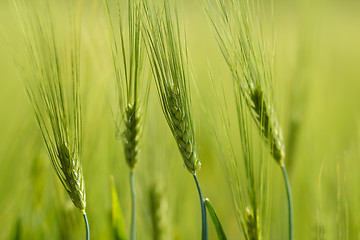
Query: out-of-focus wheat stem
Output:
[[282, 165, 293, 240]]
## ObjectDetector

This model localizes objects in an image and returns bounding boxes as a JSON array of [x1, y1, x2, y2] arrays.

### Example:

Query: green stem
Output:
[[281, 165, 293, 240], [83, 213, 90, 240], [193, 174, 208, 240], [130, 171, 136, 240]]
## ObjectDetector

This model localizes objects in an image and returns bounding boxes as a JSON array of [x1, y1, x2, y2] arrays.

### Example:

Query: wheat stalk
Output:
[[104, 0, 151, 239], [206, 0, 284, 165], [15, 0, 89, 239], [209, 72, 269, 239], [142, 0, 200, 175], [104, 0, 149, 171], [206, 0, 293, 239], [142, 1, 207, 239]]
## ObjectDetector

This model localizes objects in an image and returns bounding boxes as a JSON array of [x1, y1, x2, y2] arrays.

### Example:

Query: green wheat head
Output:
[[210, 81, 270, 239], [123, 103, 141, 169], [143, 0, 200, 174], [16, 0, 86, 212], [104, 0, 150, 170], [206, 0, 285, 165], [206, 0, 276, 238], [245, 207, 261, 240]]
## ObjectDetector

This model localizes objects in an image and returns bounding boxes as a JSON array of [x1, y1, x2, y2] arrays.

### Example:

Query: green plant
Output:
[[206, 0, 293, 239], [15, 0, 89, 239], [110, 176, 127, 240], [104, 0, 150, 239], [208, 70, 270, 239], [204, 198, 227, 240], [142, 1, 207, 239]]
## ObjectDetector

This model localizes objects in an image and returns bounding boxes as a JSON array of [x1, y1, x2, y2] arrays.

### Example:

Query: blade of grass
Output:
[[194, 175, 208, 240], [110, 176, 127, 240], [204, 198, 227, 240]]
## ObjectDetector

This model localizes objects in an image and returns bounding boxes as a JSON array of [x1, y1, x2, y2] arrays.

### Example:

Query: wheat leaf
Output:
[[204, 198, 227, 240], [110, 176, 127, 240]]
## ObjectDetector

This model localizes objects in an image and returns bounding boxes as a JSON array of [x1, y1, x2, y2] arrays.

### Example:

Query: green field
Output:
[[1, 0, 360, 239]]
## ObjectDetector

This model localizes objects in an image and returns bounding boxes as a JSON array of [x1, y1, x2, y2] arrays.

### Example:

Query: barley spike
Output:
[[250, 86, 285, 164], [143, 0, 200, 174], [58, 142, 86, 212], [123, 103, 141, 169], [245, 207, 261, 240], [16, 0, 87, 214]]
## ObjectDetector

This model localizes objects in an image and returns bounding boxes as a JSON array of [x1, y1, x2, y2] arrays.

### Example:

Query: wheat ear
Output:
[[206, 0, 292, 238], [104, 0, 150, 238], [123, 103, 141, 169], [245, 207, 261, 240], [142, 0, 200, 174], [15, 0, 89, 239], [142, 1, 207, 239], [250, 87, 285, 164], [206, 0, 285, 164]]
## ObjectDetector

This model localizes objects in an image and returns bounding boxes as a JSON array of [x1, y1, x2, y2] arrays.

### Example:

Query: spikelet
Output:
[[143, 0, 200, 174], [123, 103, 141, 169], [16, 0, 86, 213]]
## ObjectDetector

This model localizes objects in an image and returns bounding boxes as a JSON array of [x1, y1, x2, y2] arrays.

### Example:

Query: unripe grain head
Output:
[[16, 0, 87, 213], [250, 86, 285, 164], [206, 0, 279, 237], [123, 103, 141, 169], [245, 207, 261, 240], [104, 0, 149, 170], [143, 0, 200, 174], [206, 0, 285, 165], [58, 142, 86, 212]]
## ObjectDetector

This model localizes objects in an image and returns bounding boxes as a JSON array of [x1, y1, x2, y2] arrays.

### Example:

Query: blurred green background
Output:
[[1, 0, 360, 239]]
